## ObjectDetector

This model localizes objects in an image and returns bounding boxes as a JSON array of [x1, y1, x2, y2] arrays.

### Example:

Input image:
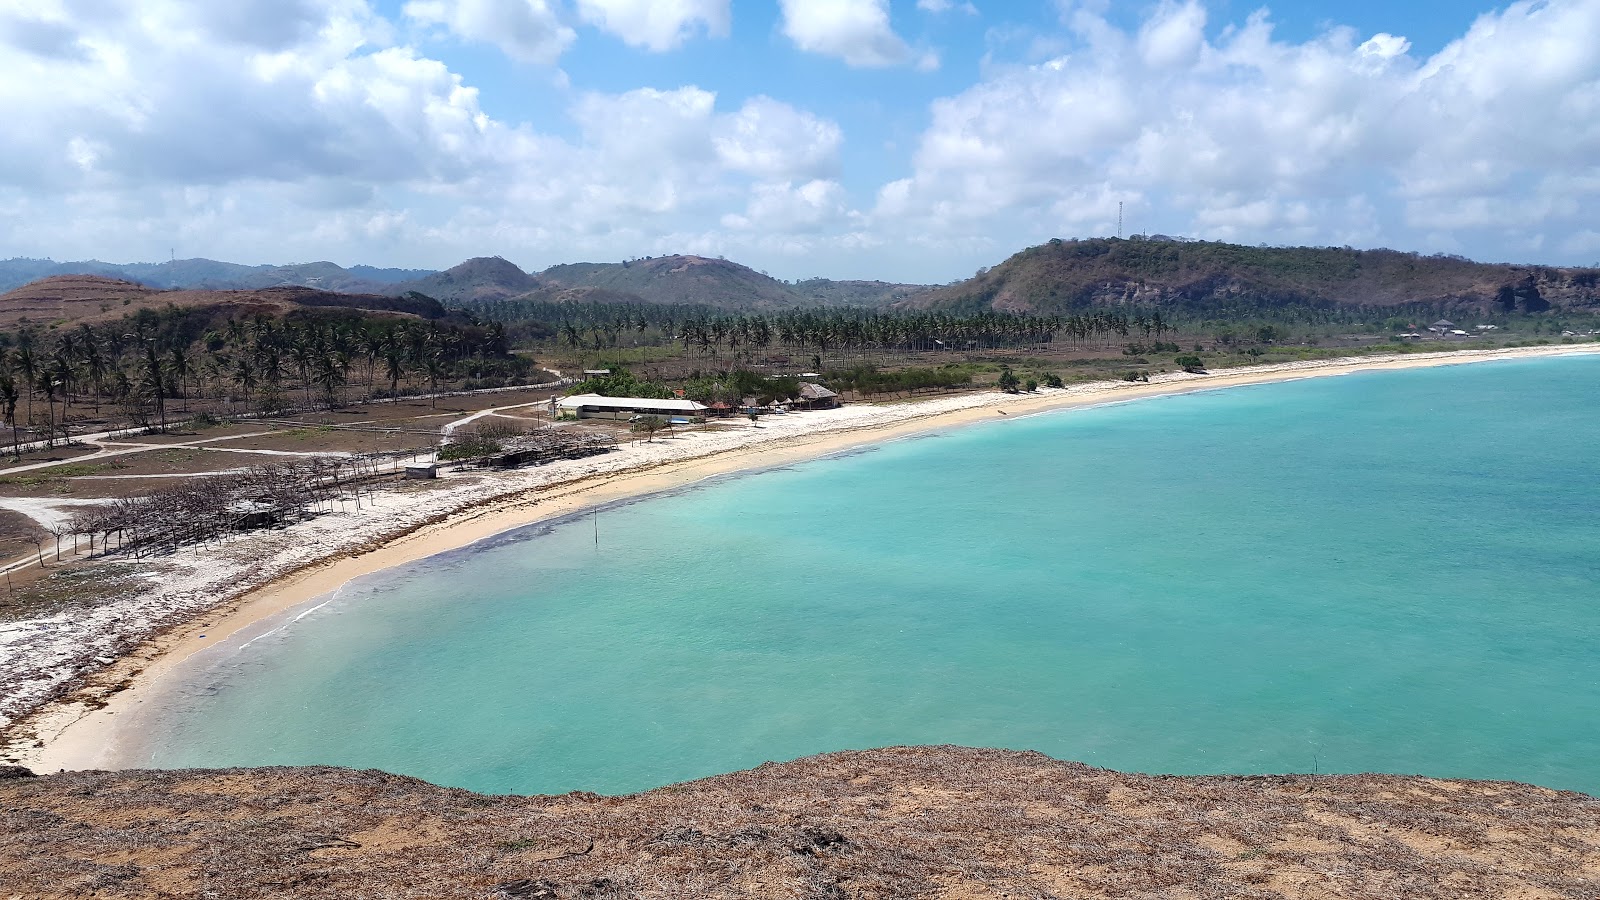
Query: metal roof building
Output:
[[555, 394, 708, 420]]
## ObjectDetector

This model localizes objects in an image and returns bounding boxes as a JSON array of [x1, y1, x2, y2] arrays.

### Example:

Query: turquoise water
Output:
[[138, 356, 1600, 796]]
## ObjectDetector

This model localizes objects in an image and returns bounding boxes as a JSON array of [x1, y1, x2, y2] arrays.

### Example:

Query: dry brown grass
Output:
[[4, 746, 1597, 899]]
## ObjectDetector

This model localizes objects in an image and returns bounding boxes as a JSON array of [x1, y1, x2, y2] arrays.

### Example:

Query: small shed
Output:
[[404, 463, 438, 480]]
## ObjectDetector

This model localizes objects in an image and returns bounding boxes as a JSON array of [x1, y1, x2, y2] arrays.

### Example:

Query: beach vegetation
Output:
[[997, 367, 1021, 392], [1174, 355, 1207, 373], [820, 364, 975, 397], [630, 415, 669, 441], [1043, 373, 1064, 388]]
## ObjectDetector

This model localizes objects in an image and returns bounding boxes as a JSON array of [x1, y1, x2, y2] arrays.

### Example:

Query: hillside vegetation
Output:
[[911, 238, 1600, 317]]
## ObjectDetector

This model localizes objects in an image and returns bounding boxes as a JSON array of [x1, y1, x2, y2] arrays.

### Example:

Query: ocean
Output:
[[132, 355, 1600, 796]]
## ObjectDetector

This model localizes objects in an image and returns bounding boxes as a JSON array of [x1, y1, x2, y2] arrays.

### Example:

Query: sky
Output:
[[1, 0, 1597, 283]]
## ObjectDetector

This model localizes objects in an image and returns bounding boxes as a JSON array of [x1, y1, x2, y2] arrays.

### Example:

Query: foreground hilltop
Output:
[[909, 237, 1600, 316], [5, 746, 1596, 899]]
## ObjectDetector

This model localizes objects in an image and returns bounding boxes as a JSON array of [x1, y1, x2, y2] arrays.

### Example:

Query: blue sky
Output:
[[2, 1, 1597, 282]]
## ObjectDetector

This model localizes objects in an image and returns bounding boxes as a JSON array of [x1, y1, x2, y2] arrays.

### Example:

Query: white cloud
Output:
[[876, 0, 1600, 263], [722, 180, 852, 233], [713, 97, 843, 180], [917, 0, 978, 14], [1136, 0, 1204, 69], [779, 0, 924, 68], [0, 3, 856, 274], [574, 0, 729, 51], [402, 0, 573, 64]]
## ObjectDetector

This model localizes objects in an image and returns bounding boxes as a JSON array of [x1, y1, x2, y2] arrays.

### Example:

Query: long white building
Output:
[[555, 394, 709, 421]]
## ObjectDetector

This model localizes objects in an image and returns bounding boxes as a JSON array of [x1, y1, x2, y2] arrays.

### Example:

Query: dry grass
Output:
[[4, 746, 1597, 899]]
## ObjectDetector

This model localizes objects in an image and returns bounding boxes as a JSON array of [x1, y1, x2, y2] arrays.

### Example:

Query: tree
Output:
[[1043, 372, 1064, 388], [630, 415, 668, 442], [1024, 378, 1038, 392], [1174, 354, 1206, 373], [997, 366, 1020, 392], [0, 375, 18, 460]]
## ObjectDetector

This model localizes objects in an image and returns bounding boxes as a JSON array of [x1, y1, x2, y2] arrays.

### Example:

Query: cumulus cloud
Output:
[[2, 0, 1597, 283], [779, 0, 928, 68], [878, 0, 1600, 261], [403, 0, 573, 64], [574, 0, 729, 51], [722, 180, 852, 233], [0, 3, 853, 272], [713, 97, 843, 180]]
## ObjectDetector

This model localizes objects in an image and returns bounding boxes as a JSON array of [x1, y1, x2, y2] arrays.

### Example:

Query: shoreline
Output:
[[10, 341, 1600, 772]]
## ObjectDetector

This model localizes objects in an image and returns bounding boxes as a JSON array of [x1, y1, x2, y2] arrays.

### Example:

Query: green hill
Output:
[[907, 238, 1600, 316]]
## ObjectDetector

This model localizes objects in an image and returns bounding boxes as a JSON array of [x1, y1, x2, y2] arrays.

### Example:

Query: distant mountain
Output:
[[0, 257, 435, 295], [0, 274, 448, 332], [1, 254, 933, 312], [905, 237, 1600, 316], [387, 256, 542, 303]]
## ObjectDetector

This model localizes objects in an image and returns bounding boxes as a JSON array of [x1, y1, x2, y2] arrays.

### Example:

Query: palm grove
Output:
[[0, 306, 530, 456]]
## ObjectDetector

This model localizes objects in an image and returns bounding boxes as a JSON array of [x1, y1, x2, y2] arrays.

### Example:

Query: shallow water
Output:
[[136, 356, 1600, 795]]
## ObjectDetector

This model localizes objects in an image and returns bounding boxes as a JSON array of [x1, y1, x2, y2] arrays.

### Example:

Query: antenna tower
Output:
[[1117, 202, 1123, 239]]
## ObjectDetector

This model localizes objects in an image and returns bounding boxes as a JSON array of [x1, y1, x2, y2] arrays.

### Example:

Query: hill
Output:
[[5, 746, 1596, 898], [538, 255, 798, 309], [387, 256, 542, 304], [0, 257, 434, 295], [393, 254, 933, 311], [0, 274, 448, 332], [908, 237, 1600, 316]]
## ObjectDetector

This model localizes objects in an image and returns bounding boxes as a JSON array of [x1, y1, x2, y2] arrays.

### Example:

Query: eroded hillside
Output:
[[5, 746, 1597, 899]]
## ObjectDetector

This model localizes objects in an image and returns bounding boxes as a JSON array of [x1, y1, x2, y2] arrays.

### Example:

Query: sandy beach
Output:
[[6, 341, 1600, 772]]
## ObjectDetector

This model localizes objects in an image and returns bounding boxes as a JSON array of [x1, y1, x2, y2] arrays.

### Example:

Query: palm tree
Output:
[[232, 358, 257, 410], [383, 347, 405, 403], [0, 375, 19, 460], [13, 342, 36, 432], [168, 346, 190, 412], [79, 326, 107, 413], [313, 353, 345, 407]]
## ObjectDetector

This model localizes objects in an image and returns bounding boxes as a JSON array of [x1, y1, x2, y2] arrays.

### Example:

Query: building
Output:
[[555, 394, 708, 421], [785, 382, 840, 411], [1428, 319, 1456, 334]]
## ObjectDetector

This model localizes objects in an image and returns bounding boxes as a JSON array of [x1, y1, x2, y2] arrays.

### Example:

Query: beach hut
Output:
[[786, 382, 840, 411], [1429, 319, 1456, 334]]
